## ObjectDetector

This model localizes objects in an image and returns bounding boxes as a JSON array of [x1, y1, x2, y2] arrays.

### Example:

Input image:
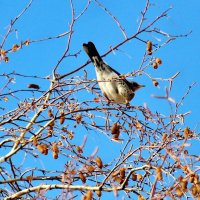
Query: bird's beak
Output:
[[139, 85, 145, 88]]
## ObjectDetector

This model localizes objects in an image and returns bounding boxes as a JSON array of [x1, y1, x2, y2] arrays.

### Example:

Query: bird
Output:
[[83, 42, 144, 104]]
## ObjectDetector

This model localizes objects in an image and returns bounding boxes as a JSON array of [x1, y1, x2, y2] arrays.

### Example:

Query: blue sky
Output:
[[0, 0, 200, 199]]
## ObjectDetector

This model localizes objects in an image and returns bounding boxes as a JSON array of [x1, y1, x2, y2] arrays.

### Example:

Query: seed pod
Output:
[[180, 179, 188, 191], [137, 174, 143, 181], [190, 174, 195, 183], [37, 143, 48, 155], [162, 133, 167, 142], [191, 184, 198, 197], [12, 44, 19, 52], [59, 110, 65, 125], [155, 58, 162, 64], [76, 114, 82, 124], [76, 146, 83, 153], [138, 194, 145, 200], [112, 133, 120, 140], [153, 62, 158, 69], [85, 191, 93, 200], [132, 173, 137, 181], [96, 157, 103, 169], [152, 80, 159, 86], [95, 190, 102, 197], [79, 172, 86, 183], [28, 84, 40, 89], [194, 174, 199, 184], [113, 176, 123, 184], [32, 137, 38, 146], [47, 110, 54, 118], [86, 165, 95, 173], [156, 167, 163, 181], [184, 127, 190, 138], [111, 123, 120, 135], [42, 144, 48, 155], [52, 151, 58, 159], [120, 168, 126, 179], [176, 187, 183, 197], [183, 150, 188, 155], [196, 182, 200, 193], [26, 175, 33, 182], [147, 51, 152, 55], [4, 57, 9, 63], [24, 40, 30, 46], [146, 40, 152, 52], [47, 129, 53, 137], [52, 143, 59, 153], [0, 49, 6, 56]]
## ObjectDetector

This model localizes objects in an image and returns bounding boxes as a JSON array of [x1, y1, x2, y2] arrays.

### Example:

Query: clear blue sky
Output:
[[0, 0, 200, 199]]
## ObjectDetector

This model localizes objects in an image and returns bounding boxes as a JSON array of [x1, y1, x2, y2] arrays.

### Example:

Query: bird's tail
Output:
[[83, 42, 102, 64]]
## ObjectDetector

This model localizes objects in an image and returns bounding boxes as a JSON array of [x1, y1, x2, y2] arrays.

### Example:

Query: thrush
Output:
[[83, 42, 144, 104]]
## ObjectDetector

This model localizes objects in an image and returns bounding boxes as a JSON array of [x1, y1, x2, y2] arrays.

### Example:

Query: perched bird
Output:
[[83, 42, 144, 104]]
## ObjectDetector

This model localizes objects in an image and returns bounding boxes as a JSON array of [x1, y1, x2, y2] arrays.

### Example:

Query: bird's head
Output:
[[130, 82, 145, 92]]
